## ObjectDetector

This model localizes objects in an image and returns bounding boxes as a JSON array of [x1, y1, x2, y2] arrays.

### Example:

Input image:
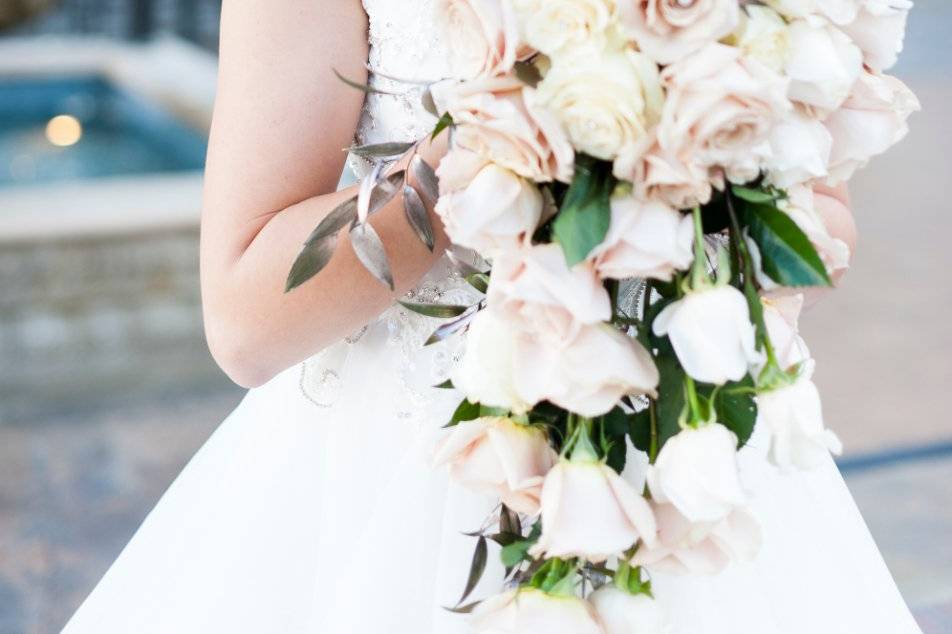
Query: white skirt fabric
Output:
[[63, 313, 922, 633]]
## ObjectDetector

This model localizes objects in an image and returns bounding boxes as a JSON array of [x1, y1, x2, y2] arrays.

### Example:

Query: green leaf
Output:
[[552, 156, 614, 266], [732, 185, 780, 204], [514, 60, 543, 87], [500, 540, 532, 568], [432, 112, 454, 140], [742, 202, 832, 288], [700, 375, 758, 448], [479, 405, 510, 417], [332, 68, 392, 95], [434, 379, 455, 389], [628, 408, 651, 454], [444, 601, 482, 614], [446, 399, 481, 427], [653, 346, 686, 451], [465, 272, 490, 294], [398, 301, 471, 318]]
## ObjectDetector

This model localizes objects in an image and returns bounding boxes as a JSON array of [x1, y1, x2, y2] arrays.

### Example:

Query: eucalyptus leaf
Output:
[[404, 185, 435, 251], [369, 170, 406, 215], [285, 233, 338, 292], [456, 536, 488, 606], [742, 201, 832, 287], [398, 300, 471, 318], [514, 60, 542, 87], [424, 305, 480, 346], [357, 163, 384, 223], [350, 222, 394, 289], [553, 156, 614, 266], [444, 600, 482, 615], [304, 197, 357, 245], [500, 505, 521, 537], [421, 88, 439, 117], [332, 68, 395, 95], [349, 141, 414, 159], [411, 155, 440, 203]]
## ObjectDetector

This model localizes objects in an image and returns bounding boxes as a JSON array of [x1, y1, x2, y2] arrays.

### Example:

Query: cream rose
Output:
[[764, 110, 833, 188], [593, 194, 695, 281], [652, 285, 761, 385], [824, 70, 919, 184], [471, 588, 604, 634], [658, 43, 791, 184], [435, 162, 543, 254], [433, 416, 558, 514], [489, 243, 612, 342], [617, 0, 740, 65], [840, 0, 912, 71], [646, 423, 747, 523], [590, 586, 669, 634], [514, 323, 660, 417], [451, 307, 534, 414], [536, 48, 663, 161], [784, 17, 863, 113], [729, 4, 790, 73], [518, 0, 615, 56], [763, 0, 860, 24], [431, 76, 574, 182], [531, 458, 657, 562], [614, 135, 714, 209], [436, 0, 525, 79], [758, 367, 843, 471], [631, 502, 762, 575]]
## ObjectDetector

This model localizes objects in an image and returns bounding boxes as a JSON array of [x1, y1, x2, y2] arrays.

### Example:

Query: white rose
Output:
[[435, 163, 543, 254], [779, 185, 852, 276], [489, 243, 612, 342], [840, 0, 912, 71], [432, 76, 574, 183], [531, 458, 657, 562], [758, 369, 843, 471], [590, 586, 670, 634], [764, 110, 833, 188], [536, 48, 663, 161], [471, 588, 604, 634], [761, 294, 811, 371], [730, 5, 790, 73], [593, 195, 695, 282], [764, 0, 860, 24], [784, 17, 863, 113], [515, 323, 660, 417], [646, 423, 747, 523], [631, 502, 762, 575], [452, 307, 534, 413], [518, 0, 614, 56], [824, 70, 919, 184], [617, 0, 740, 65], [433, 416, 558, 514], [658, 43, 791, 184], [652, 285, 761, 385], [436, 0, 525, 79]]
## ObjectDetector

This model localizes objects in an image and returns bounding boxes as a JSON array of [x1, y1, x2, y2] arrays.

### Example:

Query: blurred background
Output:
[[0, 1, 949, 632]]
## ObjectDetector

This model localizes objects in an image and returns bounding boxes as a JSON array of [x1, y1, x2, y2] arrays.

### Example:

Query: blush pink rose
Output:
[[840, 0, 912, 71], [617, 0, 740, 64], [436, 0, 528, 79], [614, 134, 714, 210], [471, 588, 604, 634]]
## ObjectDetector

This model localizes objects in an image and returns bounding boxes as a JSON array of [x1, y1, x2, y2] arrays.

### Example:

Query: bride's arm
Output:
[[201, 0, 448, 388]]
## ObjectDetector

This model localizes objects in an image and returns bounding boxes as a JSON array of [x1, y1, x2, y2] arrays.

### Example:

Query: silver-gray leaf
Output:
[[421, 89, 439, 117], [350, 222, 394, 289], [349, 141, 415, 159], [399, 300, 472, 319], [403, 185, 435, 251], [305, 197, 357, 245], [424, 304, 480, 345], [357, 163, 385, 224], [368, 170, 405, 216], [411, 155, 440, 203], [286, 233, 338, 292]]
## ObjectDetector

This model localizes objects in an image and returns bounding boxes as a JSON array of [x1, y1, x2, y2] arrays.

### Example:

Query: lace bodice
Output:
[[301, 1, 474, 419], [348, 0, 451, 177]]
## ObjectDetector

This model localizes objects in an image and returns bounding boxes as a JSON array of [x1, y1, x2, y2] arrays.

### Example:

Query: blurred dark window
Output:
[[4, 0, 222, 51]]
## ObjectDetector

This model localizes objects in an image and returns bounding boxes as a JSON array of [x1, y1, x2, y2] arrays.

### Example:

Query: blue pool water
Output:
[[0, 76, 207, 187]]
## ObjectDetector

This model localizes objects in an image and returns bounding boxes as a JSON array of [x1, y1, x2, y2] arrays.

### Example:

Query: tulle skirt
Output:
[[63, 314, 922, 633]]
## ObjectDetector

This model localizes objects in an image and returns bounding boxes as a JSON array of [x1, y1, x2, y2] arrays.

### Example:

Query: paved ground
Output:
[[1, 5, 950, 633]]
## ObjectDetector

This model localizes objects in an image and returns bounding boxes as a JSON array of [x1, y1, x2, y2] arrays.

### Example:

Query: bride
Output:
[[64, 1, 922, 632]]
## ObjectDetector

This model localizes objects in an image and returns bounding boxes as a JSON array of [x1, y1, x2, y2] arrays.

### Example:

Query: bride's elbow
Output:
[[204, 315, 276, 389]]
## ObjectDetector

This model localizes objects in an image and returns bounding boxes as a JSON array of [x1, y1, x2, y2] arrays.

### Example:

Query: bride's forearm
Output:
[[201, 142, 449, 388]]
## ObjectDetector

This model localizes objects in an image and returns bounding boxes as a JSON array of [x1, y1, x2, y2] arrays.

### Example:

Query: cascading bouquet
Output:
[[287, 0, 918, 630]]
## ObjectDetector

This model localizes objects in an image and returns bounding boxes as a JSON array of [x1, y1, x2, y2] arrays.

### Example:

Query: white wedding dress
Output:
[[64, 1, 923, 632]]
